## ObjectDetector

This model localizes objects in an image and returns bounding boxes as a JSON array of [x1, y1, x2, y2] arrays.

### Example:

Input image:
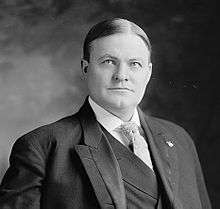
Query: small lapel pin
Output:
[[166, 141, 174, 147]]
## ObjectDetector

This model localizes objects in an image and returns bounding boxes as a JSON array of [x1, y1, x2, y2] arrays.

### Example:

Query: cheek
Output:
[[87, 72, 109, 90], [134, 75, 149, 91]]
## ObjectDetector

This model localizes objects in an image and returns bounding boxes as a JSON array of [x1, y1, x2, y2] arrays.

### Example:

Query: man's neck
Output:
[[104, 107, 134, 122], [88, 97, 136, 122]]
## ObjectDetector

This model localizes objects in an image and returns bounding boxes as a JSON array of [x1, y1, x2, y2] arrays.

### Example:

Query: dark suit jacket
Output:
[[0, 99, 211, 209]]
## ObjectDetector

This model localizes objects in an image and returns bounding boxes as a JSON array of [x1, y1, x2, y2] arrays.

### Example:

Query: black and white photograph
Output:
[[0, 0, 218, 208]]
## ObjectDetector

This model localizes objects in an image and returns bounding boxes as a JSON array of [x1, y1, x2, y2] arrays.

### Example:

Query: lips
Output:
[[108, 87, 134, 92]]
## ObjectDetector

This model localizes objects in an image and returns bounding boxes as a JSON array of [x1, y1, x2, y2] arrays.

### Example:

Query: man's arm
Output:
[[0, 132, 46, 209], [183, 130, 212, 209]]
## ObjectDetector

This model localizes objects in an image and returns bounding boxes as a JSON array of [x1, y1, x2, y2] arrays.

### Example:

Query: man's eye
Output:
[[130, 61, 142, 68], [102, 59, 114, 65]]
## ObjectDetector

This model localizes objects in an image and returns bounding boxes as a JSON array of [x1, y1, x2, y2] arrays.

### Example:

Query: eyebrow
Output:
[[97, 54, 146, 62], [129, 58, 143, 62], [97, 54, 117, 61]]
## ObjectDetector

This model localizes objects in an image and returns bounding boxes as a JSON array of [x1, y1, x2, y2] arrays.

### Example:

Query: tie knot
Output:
[[119, 122, 139, 144]]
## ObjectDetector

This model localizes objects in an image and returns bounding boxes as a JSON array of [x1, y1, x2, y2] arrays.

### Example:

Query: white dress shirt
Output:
[[88, 97, 141, 147]]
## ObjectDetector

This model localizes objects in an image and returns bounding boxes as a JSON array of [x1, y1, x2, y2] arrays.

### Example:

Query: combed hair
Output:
[[82, 18, 152, 62]]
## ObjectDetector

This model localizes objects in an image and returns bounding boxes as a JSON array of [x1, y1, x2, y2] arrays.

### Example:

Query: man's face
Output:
[[83, 33, 152, 115]]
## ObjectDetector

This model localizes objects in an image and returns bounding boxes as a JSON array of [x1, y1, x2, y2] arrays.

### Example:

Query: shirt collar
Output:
[[88, 96, 141, 132]]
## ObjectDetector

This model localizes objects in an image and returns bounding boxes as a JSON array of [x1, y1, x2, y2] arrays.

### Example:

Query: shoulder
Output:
[[145, 115, 201, 166], [145, 115, 195, 149], [147, 115, 188, 134], [11, 113, 82, 156]]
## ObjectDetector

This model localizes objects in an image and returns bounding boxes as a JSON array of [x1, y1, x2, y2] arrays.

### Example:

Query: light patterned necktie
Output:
[[119, 122, 154, 171]]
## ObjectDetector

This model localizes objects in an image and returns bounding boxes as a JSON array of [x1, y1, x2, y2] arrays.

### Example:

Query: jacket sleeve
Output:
[[182, 129, 212, 209], [0, 132, 46, 209]]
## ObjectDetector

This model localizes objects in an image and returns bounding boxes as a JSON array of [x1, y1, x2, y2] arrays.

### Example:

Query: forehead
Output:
[[90, 33, 150, 60]]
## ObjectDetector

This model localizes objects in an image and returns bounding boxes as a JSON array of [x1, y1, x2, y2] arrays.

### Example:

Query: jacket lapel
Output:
[[138, 108, 182, 209], [74, 100, 126, 209]]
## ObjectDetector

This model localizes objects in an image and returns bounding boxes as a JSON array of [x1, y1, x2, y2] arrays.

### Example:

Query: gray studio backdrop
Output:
[[0, 0, 219, 208]]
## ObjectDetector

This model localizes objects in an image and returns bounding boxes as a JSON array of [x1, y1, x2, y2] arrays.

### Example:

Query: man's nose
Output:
[[113, 63, 129, 82]]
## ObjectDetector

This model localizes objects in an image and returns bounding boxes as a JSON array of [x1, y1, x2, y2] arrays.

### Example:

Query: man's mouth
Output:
[[108, 87, 134, 92]]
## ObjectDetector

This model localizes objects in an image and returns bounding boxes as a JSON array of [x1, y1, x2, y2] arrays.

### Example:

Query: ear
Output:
[[81, 59, 89, 75], [146, 62, 152, 82], [148, 62, 152, 74]]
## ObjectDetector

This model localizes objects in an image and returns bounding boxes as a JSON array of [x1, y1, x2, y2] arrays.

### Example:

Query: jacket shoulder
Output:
[[147, 115, 187, 131], [146, 115, 195, 148], [12, 113, 82, 157]]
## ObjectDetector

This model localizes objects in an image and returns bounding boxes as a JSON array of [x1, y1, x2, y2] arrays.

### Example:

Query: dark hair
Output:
[[82, 18, 152, 62]]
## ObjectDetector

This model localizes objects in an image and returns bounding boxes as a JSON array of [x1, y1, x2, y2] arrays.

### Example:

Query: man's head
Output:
[[81, 18, 152, 120], [82, 18, 152, 63]]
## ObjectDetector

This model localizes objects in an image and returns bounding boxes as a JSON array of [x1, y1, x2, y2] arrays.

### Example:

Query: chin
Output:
[[105, 98, 135, 110]]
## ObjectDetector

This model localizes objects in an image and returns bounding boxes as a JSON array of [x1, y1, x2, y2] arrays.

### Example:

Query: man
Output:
[[0, 18, 211, 209]]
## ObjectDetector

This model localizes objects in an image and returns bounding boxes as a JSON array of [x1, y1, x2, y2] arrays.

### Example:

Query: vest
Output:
[[101, 126, 164, 209]]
